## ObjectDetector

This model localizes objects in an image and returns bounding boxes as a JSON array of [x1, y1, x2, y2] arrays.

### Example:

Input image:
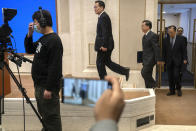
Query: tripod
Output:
[[0, 51, 47, 130]]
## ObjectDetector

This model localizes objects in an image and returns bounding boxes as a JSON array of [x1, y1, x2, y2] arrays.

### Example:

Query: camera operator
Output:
[[24, 9, 63, 131]]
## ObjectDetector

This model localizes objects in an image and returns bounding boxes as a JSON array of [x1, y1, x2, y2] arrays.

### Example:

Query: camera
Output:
[[0, 8, 17, 44], [0, 8, 17, 65]]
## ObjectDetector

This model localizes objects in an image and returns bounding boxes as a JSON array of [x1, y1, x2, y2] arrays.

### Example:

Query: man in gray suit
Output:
[[90, 76, 125, 131], [141, 20, 163, 88]]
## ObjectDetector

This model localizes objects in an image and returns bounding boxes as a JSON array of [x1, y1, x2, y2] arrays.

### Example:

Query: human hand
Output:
[[100, 47, 107, 52], [94, 76, 125, 122], [43, 90, 52, 99], [28, 22, 34, 37]]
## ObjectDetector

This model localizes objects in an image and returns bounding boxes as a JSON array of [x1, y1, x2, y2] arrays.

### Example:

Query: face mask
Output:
[[33, 24, 40, 33]]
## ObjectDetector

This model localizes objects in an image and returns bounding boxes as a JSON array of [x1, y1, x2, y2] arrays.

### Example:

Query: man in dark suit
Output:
[[177, 27, 188, 79], [163, 25, 188, 96], [177, 27, 188, 46], [141, 20, 163, 88], [94, 1, 130, 80], [163, 27, 170, 39]]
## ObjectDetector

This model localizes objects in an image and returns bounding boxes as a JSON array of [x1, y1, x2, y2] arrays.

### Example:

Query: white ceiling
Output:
[[158, 4, 196, 14]]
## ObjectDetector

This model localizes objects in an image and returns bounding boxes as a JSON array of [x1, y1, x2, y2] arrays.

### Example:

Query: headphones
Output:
[[39, 6, 47, 28]]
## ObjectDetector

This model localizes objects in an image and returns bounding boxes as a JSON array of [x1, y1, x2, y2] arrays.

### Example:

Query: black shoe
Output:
[[152, 87, 157, 90], [125, 68, 130, 81], [177, 90, 182, 97], [166, 92, 175, 96], [152, 83, 158, 89]]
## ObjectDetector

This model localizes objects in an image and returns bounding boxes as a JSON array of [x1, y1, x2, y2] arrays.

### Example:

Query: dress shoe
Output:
[[152, 87, 157, 90], [166, 92, 175, 96], [177, 90, 182, 97], [146, 86, 154, 89], [152, 83, 158, 89], [125, 68, 130, 81]]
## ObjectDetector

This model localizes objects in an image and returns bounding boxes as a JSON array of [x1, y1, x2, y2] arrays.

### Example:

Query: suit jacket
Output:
[[142, 31, 161, 66], [163, 35, 187, 67], [90, 120, 118, 131], [95, 12, 114, 51], [182, 35, 188, 47]]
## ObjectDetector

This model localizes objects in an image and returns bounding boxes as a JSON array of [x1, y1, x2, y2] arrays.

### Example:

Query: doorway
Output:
[[157, 2, 196, 87]]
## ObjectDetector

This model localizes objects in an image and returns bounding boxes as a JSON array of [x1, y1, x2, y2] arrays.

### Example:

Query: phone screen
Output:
[[62, 78, 112, 107]]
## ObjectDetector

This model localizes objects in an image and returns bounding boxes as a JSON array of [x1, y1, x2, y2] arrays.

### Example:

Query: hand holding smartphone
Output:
[[62, 77, 112, 107]]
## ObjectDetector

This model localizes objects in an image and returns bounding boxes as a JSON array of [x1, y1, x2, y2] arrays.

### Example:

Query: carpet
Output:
[[155, 89, 196, 125]]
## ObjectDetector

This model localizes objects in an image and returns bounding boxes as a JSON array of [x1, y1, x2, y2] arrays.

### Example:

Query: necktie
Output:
[[171, 38, 174, 48]]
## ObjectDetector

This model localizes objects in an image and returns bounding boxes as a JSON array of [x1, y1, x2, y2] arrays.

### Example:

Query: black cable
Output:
[[10, 34, 17, 52], [12, 36, 26, 131], [16, 63, 26, 131]]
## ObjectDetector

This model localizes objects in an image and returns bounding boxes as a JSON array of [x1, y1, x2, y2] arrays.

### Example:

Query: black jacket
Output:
[[142, 31, 161, 66], [182, 35, 188, 47], [24, 33, 63, 92], [95, 12, 114, 51], [163, 35, 187, 67]]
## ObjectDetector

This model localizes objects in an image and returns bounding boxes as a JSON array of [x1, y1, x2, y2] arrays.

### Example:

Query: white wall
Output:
[[188, 8, 196, 72], [189, 8, 196, 43], [160, 13, 180, 27], [120, 0, 145, 69], [179, 10, 190, 39]]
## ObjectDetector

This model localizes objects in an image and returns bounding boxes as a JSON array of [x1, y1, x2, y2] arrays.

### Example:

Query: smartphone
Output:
[[62, 77, 112, 107]]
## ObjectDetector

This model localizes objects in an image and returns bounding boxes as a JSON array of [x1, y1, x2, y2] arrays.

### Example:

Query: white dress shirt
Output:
[[98, 11, 105, 18]]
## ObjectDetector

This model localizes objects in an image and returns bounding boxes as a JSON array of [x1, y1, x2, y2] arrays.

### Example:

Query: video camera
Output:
[[0, 8, 17, 67], [0, 8, 17, 44]]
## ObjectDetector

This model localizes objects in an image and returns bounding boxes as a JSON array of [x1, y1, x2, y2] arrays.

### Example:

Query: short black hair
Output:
[[95, 1, 105, 9], [177, 27, 184, 31], [168, 25, 177, 32], [142, 20, 152, 29], [32, 10, 53, 27]]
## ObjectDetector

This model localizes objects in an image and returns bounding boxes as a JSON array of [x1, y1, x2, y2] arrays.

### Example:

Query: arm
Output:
[[45, 38, 63, 91], [24, 22, 37, 54], [182, 37, 188, 62], [162, 38, 167, 63], [100, 17, 110, 49], [90, 120, 118, 131], [185, 37, 188, 47], [24, 35, 37, 54], [151, 34, 162, 62]]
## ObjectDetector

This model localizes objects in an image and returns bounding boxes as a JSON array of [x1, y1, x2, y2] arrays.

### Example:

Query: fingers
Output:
[[43, 91, 52, 99], [29, 22, 34, 29], [94, 89, 112, 121], [94, 76, 125, 122], [29, 22, 34, 26], [29, 22, 34, 27], [44, 94, 51, 99], [105, 76, 124, 102], [105, 76, 121, 92]]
